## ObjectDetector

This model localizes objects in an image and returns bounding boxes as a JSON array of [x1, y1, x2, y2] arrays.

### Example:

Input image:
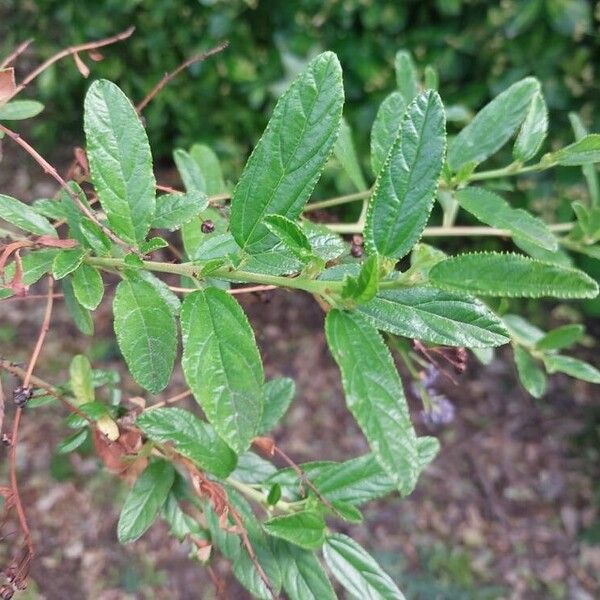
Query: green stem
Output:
[[467, 160, 554, 182], [303, 189, 371, 212], [227, 478, 298, 513]]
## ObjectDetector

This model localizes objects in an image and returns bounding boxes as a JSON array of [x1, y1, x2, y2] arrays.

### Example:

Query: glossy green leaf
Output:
[[84, 80, 156, 244], [136, 270, 181, 316], [113, 278, 177, 393], [0, 193, 56, 236], [535, 324, 584, 351], [263, 511, 326, 550], [513, 91, 547, 161], [52, 247, 86, 280], [263, 215, 312, 260], [230, 452, 277, 484], [514, 345, 547, 398], [181, 288, 264, 453], [341, 254, 379, 303], [230, 52, 344, 253], [456, 187, 557, 251], [395, 50, 419, 105], [358, 286, 510, 348], [326, 310, 419, 495], [554, 134, 600, 166], [69, 355, 94, 405], [139, 237, 168, 254], [151, 191, 208, 231], [334, 118, 367, 191], [365, 90, 446, 259], [543, 355, 600, 383], [0, 99, 44, 120], [56, 429, 89, 455], [429, 252, 599, 298], [117, 460, 175, 543], [569, 112, 599, 205], [370, 91, 405, 176], [259, 377, 295, 434], [447, 77, 540, 171], [323, 533, 406, 599], [136, 407, 237, 478], [303, 221, 346, 261], [71, 263, 104, 310], [62, 277, 93, 335]]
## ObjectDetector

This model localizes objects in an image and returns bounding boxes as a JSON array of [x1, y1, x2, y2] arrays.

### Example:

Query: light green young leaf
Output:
[[181, 288, 264, 453], [136, 270, 181, 316], [190, 144, 227, 194], [456, 187, 557, 251], [84, 80, 156, 244], [334, 118, 367, 191], [0, 193, 56, 236], [554, 134, 600, 166], [56, 429, 89, 455], [52, 247, 86, 280], [0, 100, 44, 120], [513, 345, 547, 398], [535, 324, 584, 351], [69, 355, 94, 405], [263, 215, 313, 260], [370, 91, 406, 176], [136, 407, 237, 478], [543, 355, 600, 383], [423, 65, 438, 90], [139, 237, 168, 254], [417, 436, 440, 469], [341, 254, 380, 303], [395, 50, 419, 105], [113, 278, 177, 393], [325, 310, 419, 495], [569, 112, 599, 205], [357, 286, 510, 348], [62, 277, 93, 335], [302, 221, 346, 262], [513, 91, 548, 162], [71, 263, 104, 310], [365, 90, 446, 259], [429, 252, 599, 298], [263, 511, 326, 550], [259, 377, 295, 434], [173, 148, 206, 192], [151, 191, 208, 231], [230, 52, 344, 253], [503, 314, 545, 346], [447, 77, 540, 171], [117, 460, 175, 543], [323, 533, 406, 599]]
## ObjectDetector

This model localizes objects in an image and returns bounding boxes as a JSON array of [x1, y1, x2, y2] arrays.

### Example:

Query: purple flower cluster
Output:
[[414, 366, 456, 428]]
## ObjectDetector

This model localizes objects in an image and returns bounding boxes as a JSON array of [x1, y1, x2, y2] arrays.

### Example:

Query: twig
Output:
[[167, 284, 277, 295], [2, 293, 64, 302], [146, 389, 193, 411], [136, 41, 229, 113], [1, 39, 34, 69], [207, 565, 228, 600], [0, 377, 4, 438], [7, 27, 135, 102]]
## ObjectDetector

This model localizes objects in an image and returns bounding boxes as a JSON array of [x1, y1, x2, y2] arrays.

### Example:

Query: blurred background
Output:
[[1, 1, 600, 598]]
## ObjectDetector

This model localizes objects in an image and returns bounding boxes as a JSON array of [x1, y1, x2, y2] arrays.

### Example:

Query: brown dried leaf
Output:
[[0, 68, 16, 103], [73, 53, 90, 78]]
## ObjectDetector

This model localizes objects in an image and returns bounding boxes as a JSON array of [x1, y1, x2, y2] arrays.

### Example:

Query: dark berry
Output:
[[13, 386, 32, 408], [351, 234, 364, 246], [201, 220, 215, 234], [350, 244, 363, 258]]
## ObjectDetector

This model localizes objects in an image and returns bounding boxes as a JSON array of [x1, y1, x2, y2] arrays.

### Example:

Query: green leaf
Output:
[[230, 452, 277, 484], [113, 278, 177, 393], [513, 91, 548, 162], [569, 113, 599, 205], [32, 198, 68, 220], [181, 288, 264, 453], [543, 355, 600, 383], [259, 377, 295, 434], [535, 324, 584, 351], [174, 149, 206, 193], [189, 144, 227, 195], [424, 65, 438, 90], [365, 90, 446, 259], [62, 277, 93, 335], [447, 77, 540, 171], [84, 80, 156, 244], [151, 191, 208, 231], [139, 237, 168, 254], [136, 270, 181, 316], [323, 533, 406, 599], [230, 52, 344, 253], [302, 221, 346, 262], [357, 286, 510, 348], [71, 263, 104, 310], [417, 436, 440, 469], [0, 100, 44, 120], [117, 460, 175, 544], [330, 501, 363, 523], [274, 539, 336, 600], [263, 511, 326, 550], [325, 310, 419, 495], [69, 355, 94, 405], [456, 187, 557, 251], [56, 429, 89, 455], [0, 193, 56, 236], [0, 249, 57, 300], [341, 254, 380, 303], [513, 346, 547, 398], [52, 247, 86, 280], [395, 50, 419, 105], [80, 220, 112, 255], [503, 314, 545, 346], [136, 407, 237, 478], [370, 91, 406, 176], [334, 118, 367, 191], [429, 252, 599, 298], [263, 215, 313, 260], [554, 134, 600, 166]]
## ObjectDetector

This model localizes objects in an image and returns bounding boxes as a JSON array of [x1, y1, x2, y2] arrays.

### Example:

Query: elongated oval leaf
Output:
[[334, 118, 367, 191], [448, 77, 540, 171], [513, 91, 548, 161], [263, 214, 312, 259], [230, 52, 344, 253], [513, 346, 546, 398], [0, 99, 44, 120], [62, 277, 93, 335], [456, 187, 557, 251], [84, 80, 156, 244], [395, 50, 418, 105], [136, 407, 237, 478], [535, 324, 584, 351], [323, 533, 405, 599], [325, 310, 419, 495], [52, 247, 86, 280], [181, 288, 264, 453], [117, 459, 175, 543], [69, 355, 94, 405], [430, 252, 598, 298], [151, 191, 208, 231], [259, 377, 295, 434], [568, 113, 599, 204], [365, 90, 446, 259], [0, 193, 56, 236], [543, 354, 600, 383], [370, 91, 406, 176], [554, 134, 600, 166], [357, 286, 510, 347], [113, 278, 177, 393], [263, 512, 326, 550], [71, 263, 104, 310]]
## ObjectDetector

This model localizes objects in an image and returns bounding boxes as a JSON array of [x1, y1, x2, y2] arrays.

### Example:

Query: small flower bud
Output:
[[1, 433, 11, 446], [201, 219, 215, 234], [351, 234, 364, 246]]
